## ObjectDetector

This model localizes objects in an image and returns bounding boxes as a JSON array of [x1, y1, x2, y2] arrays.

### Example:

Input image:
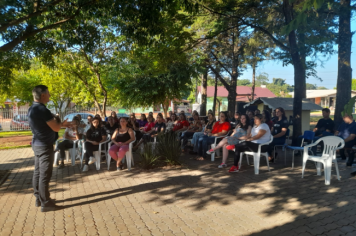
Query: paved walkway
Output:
[[0, 148, 356, 236]]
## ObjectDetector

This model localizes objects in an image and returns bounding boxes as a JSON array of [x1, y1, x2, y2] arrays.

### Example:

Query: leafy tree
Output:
[[306, 83, 317, 90], [256, 73, 269, 86], [272, 78, 286, 86], [317, 86, 328, 90], [236, 79, 252, 86]]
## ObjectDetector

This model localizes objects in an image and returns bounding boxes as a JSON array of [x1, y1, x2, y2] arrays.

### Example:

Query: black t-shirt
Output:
[[315, 118, 334, 135], [86, 127, 107, 142], [104, 123, 119, 137], [206, 121, 214, 130], [28, 102, 56, 146], [153, 122, 166, 134], [273, 118, 289, 138]]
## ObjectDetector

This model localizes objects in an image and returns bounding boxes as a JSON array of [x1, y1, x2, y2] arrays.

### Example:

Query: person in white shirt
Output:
[[229, 114, 271, 173], [54, 116, 83, 168]]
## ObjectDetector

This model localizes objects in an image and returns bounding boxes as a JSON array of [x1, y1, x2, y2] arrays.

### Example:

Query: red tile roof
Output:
[[197, 86, 276, 102]]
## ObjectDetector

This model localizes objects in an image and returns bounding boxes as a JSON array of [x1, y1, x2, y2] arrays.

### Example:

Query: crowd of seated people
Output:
[[59, 105, 356, 176]]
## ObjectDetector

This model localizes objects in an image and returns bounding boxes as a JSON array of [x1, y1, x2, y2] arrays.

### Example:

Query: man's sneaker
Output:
[[206, 149, 215, 155], [35, 199, 41, 207], [41, 201, 58, 212], [82, 165, 89, 172], [88, 157, 96, 165], [229, 165, 239, 173], [218, 163, 227, 168], [226, 145, 235, 150]]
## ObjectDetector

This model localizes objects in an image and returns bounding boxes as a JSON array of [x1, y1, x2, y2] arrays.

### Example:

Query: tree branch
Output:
[[0, 0, 65, 32], [207, 63, 230, 90], [240, 19, 290, 52], [210, 51, 233, 78]]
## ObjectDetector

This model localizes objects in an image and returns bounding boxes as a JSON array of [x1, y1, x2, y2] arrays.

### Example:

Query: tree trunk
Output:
[[200, 69, 208, 116], [251, 61, 256, 101], [213, 75, 218, 116], [283, 0, 306, 143], [195, 77, 198, 103], [162, 100, 170, 118], [335, 0, 352, 127]]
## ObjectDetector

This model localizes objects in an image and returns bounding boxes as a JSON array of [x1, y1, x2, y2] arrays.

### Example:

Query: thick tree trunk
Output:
[[283, 0, 306, 143], [251, 62, 256, 101], [213, 75, 218, 116], [228, 69, 238, 113], [335, 0, 352, 127], [200, 69, 208, 116]]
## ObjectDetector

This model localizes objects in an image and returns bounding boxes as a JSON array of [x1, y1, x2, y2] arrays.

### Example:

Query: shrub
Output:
[[139, 143, 159, 169], [155, 131, 181, 165]]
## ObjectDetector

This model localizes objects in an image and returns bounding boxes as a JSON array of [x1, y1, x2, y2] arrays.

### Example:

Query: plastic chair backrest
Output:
[[303, 130, 315, 142], [318, 136, 345, 158]]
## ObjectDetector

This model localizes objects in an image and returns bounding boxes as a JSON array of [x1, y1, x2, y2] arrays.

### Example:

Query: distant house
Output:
[[288, 90, 356, 109], [197, 85, 276, 112], [244, 97, 323, 134]]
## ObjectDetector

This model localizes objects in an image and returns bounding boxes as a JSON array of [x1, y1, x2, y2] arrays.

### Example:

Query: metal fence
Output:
[[0, 107, 102, 132]]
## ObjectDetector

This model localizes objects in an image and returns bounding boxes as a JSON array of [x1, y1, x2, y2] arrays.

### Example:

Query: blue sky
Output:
[[241, 21, 356, 89]]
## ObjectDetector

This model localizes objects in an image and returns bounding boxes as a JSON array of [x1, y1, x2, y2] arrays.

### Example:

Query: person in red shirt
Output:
[[133, 115, 155, 149], [196, 112, 231, 160], [173, 113, 190, 132]]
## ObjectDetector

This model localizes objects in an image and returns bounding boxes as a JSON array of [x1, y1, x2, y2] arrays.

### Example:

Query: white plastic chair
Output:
[[54, 139, 80, 166], [238, 135, 273, 175], [81, 135, 111, 170], [107, 132, 136, 171], [302, 136, 345, 185], [210, 130, 233, 161]]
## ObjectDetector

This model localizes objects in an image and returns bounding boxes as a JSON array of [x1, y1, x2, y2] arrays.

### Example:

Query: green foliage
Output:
[[317, 86, 328, 90], [236, 79, 252, 86], [155, 132, 181, 165], [306, 83, 317, 90], [341, 96, 356, 117], [256, 73, 269, 85], [139, 143, 160, 170], [351, 79, 356, 91]]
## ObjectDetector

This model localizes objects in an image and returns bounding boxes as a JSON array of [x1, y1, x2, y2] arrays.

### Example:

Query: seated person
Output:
[[105, 116, 119, 137], [190, 113, 215, 154], [108, 118, 135, 170], [133, 115, 155, 149], [268, 107, 288, 162], [54, 116, 83, 168], [137, 114, 148, 128], [314, 108, 334, 137], [255, 109, 260, 115], [85, 115, 93, 133], [196, 111, 231, 161], [173, 113, 190, 133], [335, 113, 356, 166], [271, 110, 278, 123], [144, 114, 166, 142], [154, 113, 164, 124], [128, 114, 143, 143], [148, 112, 155, 122], [166, 113, 178, 132], [247, 110, 254, 125], [166, 111, 173, 122], [181, 113, 202, 151], [229, 114, 271, 172], [206, 114, 251, 168], [262, 110, 274, 130], [189, 110, 199, 122], [82, 117, 107, 172]]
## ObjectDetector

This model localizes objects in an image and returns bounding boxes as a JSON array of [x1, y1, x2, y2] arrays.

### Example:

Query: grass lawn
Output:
[[0, 129, 66, 150]]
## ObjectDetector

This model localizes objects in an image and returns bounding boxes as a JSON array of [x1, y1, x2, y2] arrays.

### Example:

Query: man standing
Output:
[[28, 85, 71, 212]]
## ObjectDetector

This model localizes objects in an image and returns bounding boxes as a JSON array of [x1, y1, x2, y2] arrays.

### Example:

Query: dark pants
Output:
[[32, 145, 54, 206], [339, 140, 355, 165], [197, 135, 216, 159], [267, 137, 286, 156], [84, 142, 99, 164], [234, 141, 269, 166], [181, 132, 195, 148], [135, 130, 143, 143], [55, 140, 78, 162]]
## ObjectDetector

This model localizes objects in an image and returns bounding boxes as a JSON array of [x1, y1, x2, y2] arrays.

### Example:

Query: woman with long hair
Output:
[[206, 114, 251, 168], [195, 111, 231, 160], [229, 114, 271, 173], [137, 114, 148, 128], [268, 107, 289, 162], [190, 113, 216, 155], [181, 113, 202, 151], [82, 117, 107, 172], [109, 117, 135, 171], [263, 110, 274, 130]]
